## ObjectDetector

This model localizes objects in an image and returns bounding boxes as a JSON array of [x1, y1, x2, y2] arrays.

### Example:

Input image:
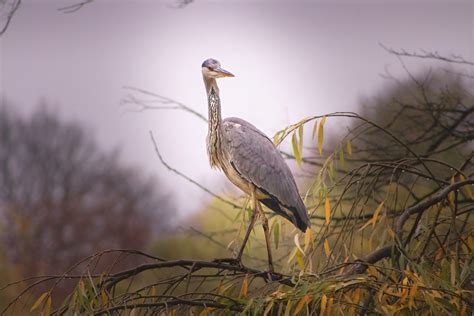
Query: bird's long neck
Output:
[[205, 77, 223, 168]]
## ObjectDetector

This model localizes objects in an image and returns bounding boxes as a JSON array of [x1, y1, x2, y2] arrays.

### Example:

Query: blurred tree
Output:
[[0, 103, 172, 279], [356, 69, 472, 162]]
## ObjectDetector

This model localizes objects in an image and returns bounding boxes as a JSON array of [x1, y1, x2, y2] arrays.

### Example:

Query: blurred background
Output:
[[0, 0, 472, 308]]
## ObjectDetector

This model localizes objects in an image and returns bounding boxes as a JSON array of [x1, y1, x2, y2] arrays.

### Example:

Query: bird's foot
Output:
[[213, 257, 243, 267], [265, 270, 283, 282]]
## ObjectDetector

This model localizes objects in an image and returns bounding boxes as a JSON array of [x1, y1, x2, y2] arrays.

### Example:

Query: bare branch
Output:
[[149, 131, 242, 210], [0, 0, 21, 36], [380, 43, 474, 66], [395, 179, 474, 238], [123, 86, 207, 122]]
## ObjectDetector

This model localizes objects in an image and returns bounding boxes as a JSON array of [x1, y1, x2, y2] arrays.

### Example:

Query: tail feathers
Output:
[[260, 197, 311, 232]]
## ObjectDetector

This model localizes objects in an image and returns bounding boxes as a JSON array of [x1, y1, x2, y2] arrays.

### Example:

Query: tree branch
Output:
[[380, 43, 474, 66]]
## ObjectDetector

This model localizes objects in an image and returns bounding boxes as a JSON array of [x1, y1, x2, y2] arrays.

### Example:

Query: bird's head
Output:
[[201, 58, 234, 79]]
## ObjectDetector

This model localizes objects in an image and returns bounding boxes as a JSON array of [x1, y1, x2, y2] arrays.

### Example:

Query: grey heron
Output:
[[202, 58, 311, 272]]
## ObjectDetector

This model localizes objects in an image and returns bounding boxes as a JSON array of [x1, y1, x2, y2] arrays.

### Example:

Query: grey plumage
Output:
[[202, 58, 310, 271], [221, 117, 310, 231]]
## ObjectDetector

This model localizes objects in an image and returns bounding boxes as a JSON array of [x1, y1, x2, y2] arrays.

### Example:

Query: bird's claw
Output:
[[265, 270, 283, 282]]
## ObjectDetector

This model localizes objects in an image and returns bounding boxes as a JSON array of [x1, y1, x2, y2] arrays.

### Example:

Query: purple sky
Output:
[[1, 0, 472, 218]]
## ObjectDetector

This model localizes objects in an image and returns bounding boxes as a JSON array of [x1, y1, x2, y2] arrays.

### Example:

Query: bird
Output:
[[202, 58, 311, 272]]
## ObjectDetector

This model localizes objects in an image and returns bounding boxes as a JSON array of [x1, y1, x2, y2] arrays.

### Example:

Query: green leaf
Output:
[[328, 159, 336, 182], [346, 140, 352, 156], [339, 149, 345, 169], [273, 220, 280, 249], [30, 292, 48, 312], [312, 120, 318, 139], [273, 130, 285, 145], [292, 132, 301, 166], [434, 297, 455, 312], [298, 124, 304, 157]]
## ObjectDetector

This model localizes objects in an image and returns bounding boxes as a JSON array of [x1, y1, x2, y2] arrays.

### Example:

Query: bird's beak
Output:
[[215, 67, 235, 78]]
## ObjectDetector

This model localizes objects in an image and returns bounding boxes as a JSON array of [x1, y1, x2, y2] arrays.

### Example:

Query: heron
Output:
[[202, 58, 311, 272]]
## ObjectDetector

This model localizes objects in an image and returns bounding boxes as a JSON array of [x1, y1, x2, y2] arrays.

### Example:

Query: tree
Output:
[[0, 104, 172, 303]]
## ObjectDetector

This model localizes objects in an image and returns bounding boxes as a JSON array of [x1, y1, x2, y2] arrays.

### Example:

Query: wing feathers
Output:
[[223, 117, 311, 231]]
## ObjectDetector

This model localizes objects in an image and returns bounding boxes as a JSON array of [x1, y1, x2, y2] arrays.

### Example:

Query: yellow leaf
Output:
[[324, 197, 331, 225], [324, 239, 331, 257], [304, 229, 313, 252], [468, 236, 474, 251], [101, 290, 109, 305], [296, 249, 305, 270], [348, 306, 356, 316], [378, 283, 388, 302], [320, 294, 327, 316], [263, 300, 275, 316], [400, 278, 409, 303], [42, 296, 52, 316], [450, 259, 457, 285], [327, 297, 333, 315], [284, 299, 293, 316], [239, 274, 249, 298], [358, 218, 373, 232], [346, 140, 352, 156], [431, 290, 442, 298], [372, 201, 385, 227], [380, 305, 390, 315], [287, 248, 297, 265], [402, 276, 408, 286], [294, 295, 311, 314], [353, 288, 362, 303], [460, 174, 473, 199], [317, 116, 326, 155], [359, 201, 385, 231], [294, 234, 305, 254], [79, 280, 85, 296], [292, 132, 301, 166], [367, 266, 378, 277], [408, 282, 418, 309], [388, 227, 395, 239], [31, 292, 48, 312]]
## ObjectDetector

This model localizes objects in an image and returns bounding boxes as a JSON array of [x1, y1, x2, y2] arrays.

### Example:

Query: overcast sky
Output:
[[1, 0, 472, 218]]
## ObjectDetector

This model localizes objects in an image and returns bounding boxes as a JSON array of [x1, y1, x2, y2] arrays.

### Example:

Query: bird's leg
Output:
[[254, 194, 274, 273], [215, 196, 258, 266], [236, 198, 258, 262]]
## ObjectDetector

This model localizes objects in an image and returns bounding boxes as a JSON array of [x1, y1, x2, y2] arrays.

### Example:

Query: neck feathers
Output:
[[205, 78, 223, 168]]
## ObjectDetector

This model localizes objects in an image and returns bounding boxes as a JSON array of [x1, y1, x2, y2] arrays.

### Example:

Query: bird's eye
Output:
[[207, 67, 214, 71]]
